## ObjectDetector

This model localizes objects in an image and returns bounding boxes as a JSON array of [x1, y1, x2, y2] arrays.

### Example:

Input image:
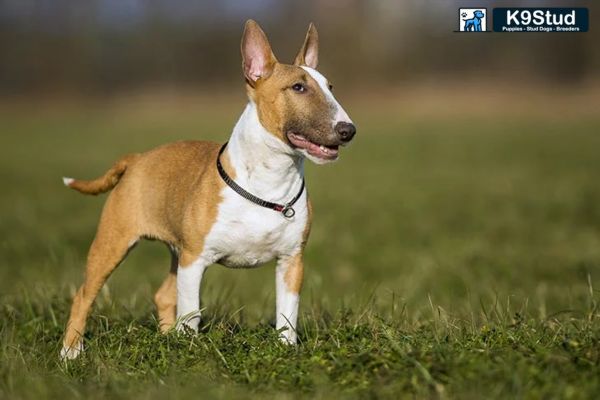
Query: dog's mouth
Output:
[[286, 132, 339, 161]]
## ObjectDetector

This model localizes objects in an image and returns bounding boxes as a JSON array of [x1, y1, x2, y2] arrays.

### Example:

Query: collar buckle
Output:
[[281, 206, 296, 219]]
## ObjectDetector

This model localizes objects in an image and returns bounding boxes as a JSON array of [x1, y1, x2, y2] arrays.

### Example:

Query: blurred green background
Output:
[[1, 2, 600, 398], [1, 0, 599, 94], [1, 0, 599, 340]]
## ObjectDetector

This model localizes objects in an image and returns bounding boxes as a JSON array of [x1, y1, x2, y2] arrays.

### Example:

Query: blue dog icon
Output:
[[463, 10, 485, 31]]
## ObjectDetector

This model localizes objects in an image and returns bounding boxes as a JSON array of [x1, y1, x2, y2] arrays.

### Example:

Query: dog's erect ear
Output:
[[241, 20, 277, 86], [294, 23, 318, 69]]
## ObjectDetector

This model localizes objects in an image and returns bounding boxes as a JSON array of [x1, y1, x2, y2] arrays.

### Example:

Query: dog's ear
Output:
[[294, 23, 318, 69], [241, 20, 277, 86]]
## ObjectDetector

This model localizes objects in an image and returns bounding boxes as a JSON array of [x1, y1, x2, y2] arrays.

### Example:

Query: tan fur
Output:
[[283, 199, 312, 294], [242, 21, 336, 148], [63, 141, 236, 350], [153, 250, 178, 333], [241, 20, 278, 85], [249, 64, 335, 146], [62, 20, 329, 355], [283, 253, 304, 294], [68, 154, 140, 195], [294, 23, 319, 68]]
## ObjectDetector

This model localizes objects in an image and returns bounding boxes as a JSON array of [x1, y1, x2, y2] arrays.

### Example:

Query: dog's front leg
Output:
[[275, 253, 304, 344], [176, 254, 209, 332]]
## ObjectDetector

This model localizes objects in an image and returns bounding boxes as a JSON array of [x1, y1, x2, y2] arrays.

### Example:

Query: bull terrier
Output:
[[60, 20, 356, 359]]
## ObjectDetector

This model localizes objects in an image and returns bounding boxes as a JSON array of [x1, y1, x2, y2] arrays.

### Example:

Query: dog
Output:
[[60, 20, 356, 359], [463, 10, 485, 31]]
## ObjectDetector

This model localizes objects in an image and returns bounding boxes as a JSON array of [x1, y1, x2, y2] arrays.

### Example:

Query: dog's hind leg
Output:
[[61, 198, 138, 360], [154, 247, 178, 333]]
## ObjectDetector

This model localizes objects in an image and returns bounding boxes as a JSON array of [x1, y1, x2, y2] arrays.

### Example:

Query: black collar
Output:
[[216, 142, 305, 218]]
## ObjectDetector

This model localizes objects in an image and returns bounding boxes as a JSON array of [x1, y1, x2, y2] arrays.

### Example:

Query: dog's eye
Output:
[[291, 83, 306, 93], [328, 84, 334, 91]]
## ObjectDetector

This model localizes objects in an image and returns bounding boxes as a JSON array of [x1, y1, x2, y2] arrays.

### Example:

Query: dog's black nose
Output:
[[335, 122, 356, 142]]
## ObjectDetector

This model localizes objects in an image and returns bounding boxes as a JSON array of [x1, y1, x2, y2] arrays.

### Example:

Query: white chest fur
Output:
[[205, 189, 308, 268], [199, 101, 308, 268]]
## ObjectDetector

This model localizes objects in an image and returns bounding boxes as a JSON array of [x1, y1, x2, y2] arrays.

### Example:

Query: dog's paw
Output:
[[277, 328, 297, 345], [175, 312, 201, 335], [60, 341, 83, 361]]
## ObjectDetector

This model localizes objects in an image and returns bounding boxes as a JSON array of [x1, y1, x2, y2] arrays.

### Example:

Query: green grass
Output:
[[1, 99, 599, 399]]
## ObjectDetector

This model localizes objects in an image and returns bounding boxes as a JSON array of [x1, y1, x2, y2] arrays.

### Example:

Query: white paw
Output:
[[278, 328, 297, 345], [60, 341, 83, 360], [175, 312, 201, 334]]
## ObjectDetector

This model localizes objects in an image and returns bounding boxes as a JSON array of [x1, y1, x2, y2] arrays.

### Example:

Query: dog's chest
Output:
[[203, 188, 308, 268]]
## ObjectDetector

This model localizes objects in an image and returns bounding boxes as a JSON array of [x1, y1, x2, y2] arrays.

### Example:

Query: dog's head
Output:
[[241, 20, 355, 164], [473, 10, 485, 19]]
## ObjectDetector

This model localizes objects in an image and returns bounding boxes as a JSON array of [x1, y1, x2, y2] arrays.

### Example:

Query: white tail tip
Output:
[[62, 177, 74, 187]]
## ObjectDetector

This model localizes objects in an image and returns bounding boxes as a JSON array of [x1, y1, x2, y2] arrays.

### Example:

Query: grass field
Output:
[[1, 94, 599, 399]]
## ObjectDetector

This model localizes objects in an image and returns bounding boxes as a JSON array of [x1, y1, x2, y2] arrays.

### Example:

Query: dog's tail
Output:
[[62, 154, 139, 195]]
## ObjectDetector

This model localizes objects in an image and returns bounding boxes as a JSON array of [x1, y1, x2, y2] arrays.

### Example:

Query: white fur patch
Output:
[[176, 258, 208, 332], [62, 177, 74, 187], [176, 102, 308, 337], [60, 341, 83, 360], [202, 103, 308, 269], [276, 259, 300, 344], [301, 66, 353, 126], [206, 187, 307, 269]]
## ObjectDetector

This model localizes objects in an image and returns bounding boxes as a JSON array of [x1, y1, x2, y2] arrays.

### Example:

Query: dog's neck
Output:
[[226, 101, 304, 203]]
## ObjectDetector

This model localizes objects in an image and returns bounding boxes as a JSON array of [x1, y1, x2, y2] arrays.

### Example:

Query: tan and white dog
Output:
[[60, 20, 355, 359]]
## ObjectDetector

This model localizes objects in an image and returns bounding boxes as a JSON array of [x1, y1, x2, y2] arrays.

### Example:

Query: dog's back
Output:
[[65, 141, 227, 248]]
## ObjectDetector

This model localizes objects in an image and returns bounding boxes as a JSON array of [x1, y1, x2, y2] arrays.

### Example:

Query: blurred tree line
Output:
[[0, 0, 597, 95]]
